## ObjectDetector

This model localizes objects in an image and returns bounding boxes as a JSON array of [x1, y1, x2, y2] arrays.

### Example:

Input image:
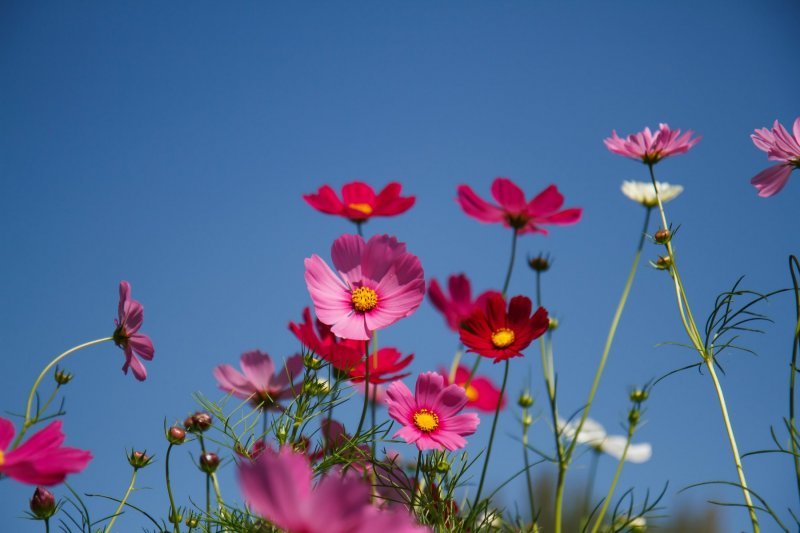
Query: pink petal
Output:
[[432, 384, 469, 418], [793, 117, 800, 145], [9, 420, 64, 462], [386, 380, 416, 421], [122, 300, 144, 333], [331, 313, 371, 341], [126, 352, 148, 381], [535, 207, 583, 225], [428, 430, 467, 451], [490, 178, 526, 212], [331, 234, 366, 286], [118, 281, 131, 320], [441, 412, 480, 436], [456, 185, 505, 223], [361, 235, 407, 284], [240, 351, 275, 390], [213, 364, 257, 398], [415, 372, 444, 409], [128, 333, 154, 361], [304, 255, 352, 326], [527, 184, 564, 215], [0, 417, 15, 450], [751, 164, 793, 197], [448, 274, 471, 306]]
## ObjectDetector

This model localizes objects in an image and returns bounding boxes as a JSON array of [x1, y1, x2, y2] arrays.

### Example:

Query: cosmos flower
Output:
[[440, 365, 506, 413], [0, 418, 92, 486], [304, 234, 425, 341], [386, 372, 479, 452], [304, 182, 415, 222], [559, 417, 652, 463], [428, 274, 501, 332], [750, 117, 800, 197], [113, 281, 155, 381], [621, 180, 684, 207], [349, 348, 413, 384], [289, 307, 366, 372], [604, 123, 700, 164], [213, 351, 304, 410], [459, 293, 549, 363], [457, 178, 582, 234], [238, 447, 428, 533]]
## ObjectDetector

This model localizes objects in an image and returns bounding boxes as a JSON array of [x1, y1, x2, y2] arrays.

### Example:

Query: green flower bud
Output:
[[54, 366, 73, 385]]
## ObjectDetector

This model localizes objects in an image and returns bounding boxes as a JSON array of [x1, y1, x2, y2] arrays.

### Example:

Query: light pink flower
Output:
[[304, 234, 425, 341], [113, 281, 155, 381], [238, 447, 428, 533], [604, 123, 700, 164], [386, 372, 479, 451], [750, 117, 800, 197], [457, 178, 582, 235], [213, 351, 304, 410], [0, 418, 92, 486]]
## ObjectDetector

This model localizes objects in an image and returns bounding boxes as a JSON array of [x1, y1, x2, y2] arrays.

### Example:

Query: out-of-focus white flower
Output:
[[621, 180, 683, 207], [558, 417, 652, 463], [615, 515, 647, 532]]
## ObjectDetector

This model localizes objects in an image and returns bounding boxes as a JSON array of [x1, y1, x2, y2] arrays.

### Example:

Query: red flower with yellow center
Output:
[[303, 181, 415, 223]]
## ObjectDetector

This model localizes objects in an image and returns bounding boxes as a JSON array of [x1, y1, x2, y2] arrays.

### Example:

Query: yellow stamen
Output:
[[348, 203, 374, 216], [491, 328, 515, 348], [463, 384, 479, 402], [351, 287, 378, 313], [0, 449, 5, 466], [413, 409, 440, 432]]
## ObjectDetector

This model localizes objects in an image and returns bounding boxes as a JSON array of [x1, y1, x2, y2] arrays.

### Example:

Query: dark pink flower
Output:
[[750, 117, 800, 197], [113, 281, 154, 381], [440, 365, 507, 413], [386, 372, 479, 452], [238, 447, 428, 533], [604, 123, 700, 164], [457, 178, 582, 234], [349, 348, 413, 384], [213, 351, 304, 410], [428, 274, 501, 332], [304, 234, 425, 341], [304, 182, 415, 222], [0, 418, 92, 486], [289, 307, 367, 372]]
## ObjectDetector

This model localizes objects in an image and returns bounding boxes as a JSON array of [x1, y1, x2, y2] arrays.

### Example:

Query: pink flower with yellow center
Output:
[[604, 123, 700, 164], [750, 117, 800, 197], [428, 273, 501, 332], [304, 234, 425, 341], [386, 372, 479, 451], [213, 351, 304, 410]]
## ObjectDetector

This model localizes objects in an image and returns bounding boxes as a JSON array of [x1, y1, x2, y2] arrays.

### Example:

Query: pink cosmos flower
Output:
[[386, 372, 479, 451], [349, 347, 413, 384], [604, 123, 700, 164], [750, 117, 800, 197], [304, 182, 416, 223], [440, 365, 507, 413], [213, 351, 304, 410], [428, 274, 501, 332], [304, 234, 426, 341], [289, 307, 367, 372], [238, 447, 428, 533], [457, 178, 582, 234], [0, 417, 92, 486], [113, 281, 155, 381]]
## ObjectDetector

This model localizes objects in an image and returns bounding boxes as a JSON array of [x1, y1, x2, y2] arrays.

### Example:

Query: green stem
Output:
[[14, 337, 113, 449], [165, 443, 181, 533], [106, 469, 137, 532], [473, 359, 510, 506], [448, 344, 464, 384], [788, 255, 800, 502], [522, 407, 536, 523], [354, 333, 375, 439], [584, 450, 600, 512], [502, 230, 519, 296], [589, 426, 634, 533], [211, 472, 225, 510], [44, 518, 50, 533], [410, 450, 423, 509]]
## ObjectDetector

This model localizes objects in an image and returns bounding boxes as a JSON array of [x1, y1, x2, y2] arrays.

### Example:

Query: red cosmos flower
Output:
[[304, 182, 415, 222], [440, 365, 507, 413], [289, 307, 366, 372], [349, 348, 413, 384], [457, 178, 582, 234], [459, 293, 548, 362], [428, 274, 501, 332]]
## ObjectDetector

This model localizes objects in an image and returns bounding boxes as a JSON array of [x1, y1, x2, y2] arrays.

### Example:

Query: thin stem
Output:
[[464, 354, 481, 388], [211, 472, 224, 510], [165, 443, 181, 533], [370, 384, 377, 458], [44, 518, 50, 533], [473, 359, 510, 506], [788, 255, 800, 501], [535, 270, 542, 307], [448, 344, 464, 384], [205, 475, 210, 526], [502, 230, 519, 296], [106, 469, 137, 532], [410, 450, 423, 509], [584, 450, 600, 512], [14, 337, 113, 449], [589, 427, 634, 533], [355, 221, 364, 238], [522, 407, 536, 523], [354, 336, 373, 438]]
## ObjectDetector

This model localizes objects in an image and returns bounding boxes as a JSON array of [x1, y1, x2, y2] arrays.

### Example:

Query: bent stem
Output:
[[589, 426, 634, 533], [165, 443, 181, 533], [106, 469, 137, 532], [473, 359, 510, 507], [14, 337, 113, 449], [788, 255, 800, 501], [354, 332, 376, 439]]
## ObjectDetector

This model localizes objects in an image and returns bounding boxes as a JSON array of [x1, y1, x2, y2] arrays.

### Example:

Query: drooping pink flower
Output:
[[0, 418, 92, 486], [457, 178, 582, 234], [304, 182, 416, 222], [238, 447, 428, 533], [304, 234, 426, 341], [604, 123, 700, 164], [750, 117, 800, 197], [213, 351, 304, 410], [386, 372, 479, 452], [440, 365, 507, 413], [113, 281, 155, 381], [428, 274, 501, 332], [289, 307, 367, 372]]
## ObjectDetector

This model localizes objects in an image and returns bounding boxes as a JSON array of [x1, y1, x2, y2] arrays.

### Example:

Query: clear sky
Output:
[[1, 1, 798, 531]]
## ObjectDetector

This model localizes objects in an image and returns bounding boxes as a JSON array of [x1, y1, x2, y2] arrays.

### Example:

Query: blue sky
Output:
[[1, 1, 799, 530]]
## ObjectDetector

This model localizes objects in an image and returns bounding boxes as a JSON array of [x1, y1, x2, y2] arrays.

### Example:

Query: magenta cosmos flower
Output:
[[750, 117, 800, 197], [428, 274, 500, 332], [457, 178, 582, 234], [440, 365, 507, 413], [113, 281, 154, 381], [238, 447, 428, 533], [304, 234, 425, 341], [213, 351, 304, 410], [0, 417, 92, 485], [304, 181, 415, 222], [604, 123, 700, 164], [386, 372, 479, 451]]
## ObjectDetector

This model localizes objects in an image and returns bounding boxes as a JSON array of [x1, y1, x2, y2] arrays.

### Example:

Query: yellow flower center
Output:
[[413, 409, 439, 432], [0, 449, 5, 466], [348, 203, 374, 216], [463, 384, 479, 402], [351, 286, 378, 313], [491, 328, 515, 348]]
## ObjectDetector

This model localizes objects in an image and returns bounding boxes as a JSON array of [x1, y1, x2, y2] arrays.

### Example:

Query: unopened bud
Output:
[[169, 508, 183, 524], [527, 254, 551, 272], [654, 228, 671, 244], [184, 411, 212, 433], [304, 354, 322, 370], [629, 389, 649, 404], [29, 487, 56, 519], [435, 458, 450, 473], [167, 426, 186, 445], [628, 410, 640, 426], [518, 392, 534, 408], [303, 378, 330, 396], [548, 317, 559, 331], [54, 366, 73, 385], [522, 413, 534, 427], [185, 513, 199, 528], [653, 256, 672, 270], [199, 452, 220, 473], [128, 450, 154, 469]]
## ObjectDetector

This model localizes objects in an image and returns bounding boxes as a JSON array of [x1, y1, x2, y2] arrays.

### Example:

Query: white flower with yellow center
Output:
[[621, 180, 684, 208], [558, 417, 652, 463]]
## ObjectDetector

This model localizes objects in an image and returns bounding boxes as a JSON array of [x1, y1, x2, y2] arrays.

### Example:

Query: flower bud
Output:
[[653, 228, 671, 244], [169, 508, 183, 524], [522, 413, 534, 427], [303, 378, 330, 396], [29, 487, 56, 519], [304, 354, 322, 370], [628, 410, 640, 427], [184, 411, 212, 433], [629, 389, 649, 404], [652, 256, 672, 270], [548, 317, 559, 331], [53, 366, 73, 385], [527, 254, 551, 272], [517, 392, 534, 408], [185, 513, 199, 528], [167, 426, 186, 445], [435, 458, 450, 473], [128, 450, 154, 469], [199, 452, 220, 473]]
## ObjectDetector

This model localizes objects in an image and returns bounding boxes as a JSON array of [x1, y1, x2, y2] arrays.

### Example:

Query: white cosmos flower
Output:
[[621, 180, 684, 207], [558, 417, 652, 463]]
